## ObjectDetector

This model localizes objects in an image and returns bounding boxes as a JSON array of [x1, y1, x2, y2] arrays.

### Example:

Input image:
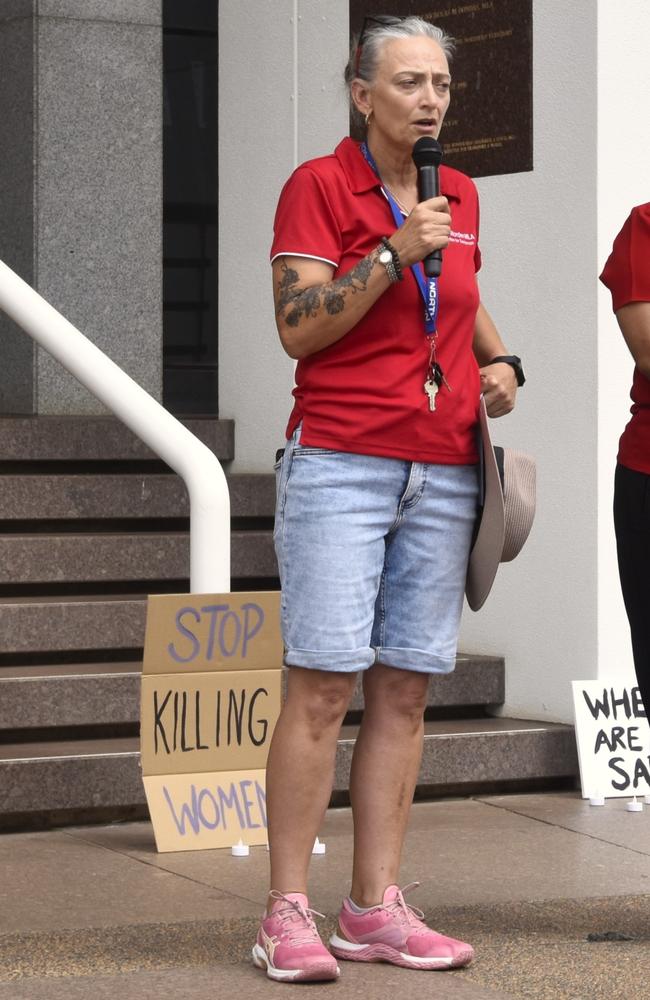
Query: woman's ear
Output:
[[350, 79, 372, 119]]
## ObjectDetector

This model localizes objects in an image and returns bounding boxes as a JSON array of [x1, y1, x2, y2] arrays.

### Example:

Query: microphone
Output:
[[412, 136, 444, 277]]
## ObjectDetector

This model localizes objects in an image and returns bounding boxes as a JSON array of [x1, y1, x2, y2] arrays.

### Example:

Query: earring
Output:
[[365, 110, 373, 127]]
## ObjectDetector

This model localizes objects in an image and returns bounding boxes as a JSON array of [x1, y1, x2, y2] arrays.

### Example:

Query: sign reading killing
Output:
[[349, 1, 532, 178]]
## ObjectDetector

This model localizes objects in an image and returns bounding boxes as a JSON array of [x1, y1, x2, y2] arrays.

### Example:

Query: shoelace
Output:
[[381, 881, 427, 930], [268, 890, 327, 946]]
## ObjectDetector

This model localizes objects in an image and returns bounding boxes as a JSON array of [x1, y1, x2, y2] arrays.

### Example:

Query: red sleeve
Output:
[[270, 166, 342, 267], [600, 203, 650, 311], [474, 192, 482, 273]]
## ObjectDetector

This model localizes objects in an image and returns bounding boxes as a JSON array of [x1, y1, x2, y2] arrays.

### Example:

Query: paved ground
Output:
[[1, 791, 649, 998]]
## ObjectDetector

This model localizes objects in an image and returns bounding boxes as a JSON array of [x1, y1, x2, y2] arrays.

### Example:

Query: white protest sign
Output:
[[572, 679, 650, 798]]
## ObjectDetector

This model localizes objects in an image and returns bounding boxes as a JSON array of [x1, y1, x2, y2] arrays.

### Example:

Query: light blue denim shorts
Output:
[[273, 426, 479, 675]]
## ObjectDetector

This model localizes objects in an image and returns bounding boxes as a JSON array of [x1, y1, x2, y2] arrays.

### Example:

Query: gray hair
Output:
[[344, 16, 455, 129]]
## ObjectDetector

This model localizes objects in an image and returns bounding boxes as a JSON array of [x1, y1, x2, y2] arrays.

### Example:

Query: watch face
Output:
[[379, 249, 392, 264]]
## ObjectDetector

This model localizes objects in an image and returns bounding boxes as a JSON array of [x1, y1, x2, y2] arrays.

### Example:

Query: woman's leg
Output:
[[614, 463, 650, 713], [348, 662, 429, 905], [266, 665, 357, 898]]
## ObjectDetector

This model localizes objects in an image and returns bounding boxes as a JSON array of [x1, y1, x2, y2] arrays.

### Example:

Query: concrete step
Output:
[[0, 595, 146, 654], [0, 416, 234, 462], [0, 718, 577, 821], [0, 586, 290, 656], [0, 654, 505, 730], [0, 473, 275, 520], [0, 530, 277, 583]]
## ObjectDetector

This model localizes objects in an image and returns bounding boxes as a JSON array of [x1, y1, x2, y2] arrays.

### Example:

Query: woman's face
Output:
[[360, 36, 451, 152]]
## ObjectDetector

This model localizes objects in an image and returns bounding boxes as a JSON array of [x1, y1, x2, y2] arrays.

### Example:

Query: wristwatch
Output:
[[488, 355, 526, 387], [377, 237, 403, 283], [377, 244, 399, 283]]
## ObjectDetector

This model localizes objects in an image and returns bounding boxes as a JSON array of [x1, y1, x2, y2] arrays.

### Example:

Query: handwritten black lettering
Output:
[[248, 687, 269, 747], [228, 688, 245, 746], [583, 689, 611, 720], [154, 690, 172, 754], [632, 687, 647, 718], [610, 689, 632, 720], [195, 689, 208, 750], [180, 691, 192, 752], [608, 756, 630, 791], [628, 726, 643, 752]]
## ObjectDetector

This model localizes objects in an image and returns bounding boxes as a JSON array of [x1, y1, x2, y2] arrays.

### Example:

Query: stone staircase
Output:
[[0, 417, 578, 830]]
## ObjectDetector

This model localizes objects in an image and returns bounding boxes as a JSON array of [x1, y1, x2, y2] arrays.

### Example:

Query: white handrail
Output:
[[0, 260, 230, 593]]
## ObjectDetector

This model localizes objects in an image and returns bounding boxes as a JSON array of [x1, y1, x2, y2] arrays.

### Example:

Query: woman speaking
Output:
[[253, 15, 522, 983]]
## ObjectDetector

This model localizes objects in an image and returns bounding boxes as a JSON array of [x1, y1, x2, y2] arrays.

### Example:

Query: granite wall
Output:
[[0, 0, 162, 414]]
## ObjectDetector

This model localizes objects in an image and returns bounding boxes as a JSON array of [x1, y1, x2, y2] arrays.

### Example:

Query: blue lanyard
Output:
[[360, 142, 438, 336]]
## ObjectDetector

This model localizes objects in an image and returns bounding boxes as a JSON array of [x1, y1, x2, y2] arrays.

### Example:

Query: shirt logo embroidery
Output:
[[449, 230, 476, 246]]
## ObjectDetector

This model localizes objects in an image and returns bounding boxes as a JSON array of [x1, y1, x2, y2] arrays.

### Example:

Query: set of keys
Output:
[[424, 362, 451, 412]]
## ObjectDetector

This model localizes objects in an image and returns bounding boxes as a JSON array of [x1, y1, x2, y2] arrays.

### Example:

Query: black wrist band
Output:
[[381, 236, 403, 281], [488, 355, 526, 387]]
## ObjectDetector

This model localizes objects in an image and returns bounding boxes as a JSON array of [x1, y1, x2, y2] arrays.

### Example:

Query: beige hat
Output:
[[465, 397, 536, 611]]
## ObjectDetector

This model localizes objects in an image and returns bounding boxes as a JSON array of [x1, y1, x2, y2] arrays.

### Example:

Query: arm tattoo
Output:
[[276, 251, 378, 328]]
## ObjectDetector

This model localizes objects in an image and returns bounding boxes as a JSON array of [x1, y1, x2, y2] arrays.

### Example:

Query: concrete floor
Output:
[[1, 791, 649, 999]]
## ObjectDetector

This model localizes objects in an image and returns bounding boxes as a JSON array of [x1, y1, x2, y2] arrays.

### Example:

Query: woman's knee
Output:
[[286, 668, 356, 731], [364, 667, 429, 724]]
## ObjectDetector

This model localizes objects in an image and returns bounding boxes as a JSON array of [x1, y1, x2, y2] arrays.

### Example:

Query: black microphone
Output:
[[412, 136, 444, 277]]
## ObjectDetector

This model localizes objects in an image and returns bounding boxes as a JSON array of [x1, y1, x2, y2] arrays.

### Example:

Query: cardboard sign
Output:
[[141, 670, 282, 775], [141, 592, 283, 852], [572, 680, 650, 798], [143, 592, 283, 674], [143, 769, 268, 852]]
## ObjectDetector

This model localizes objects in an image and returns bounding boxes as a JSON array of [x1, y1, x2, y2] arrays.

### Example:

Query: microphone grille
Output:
[[412, 137, 443, 168]]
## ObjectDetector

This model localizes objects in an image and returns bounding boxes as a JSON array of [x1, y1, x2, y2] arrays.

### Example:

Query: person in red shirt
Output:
[[252, 15, 523, 983], [600, 203, 650, 719]]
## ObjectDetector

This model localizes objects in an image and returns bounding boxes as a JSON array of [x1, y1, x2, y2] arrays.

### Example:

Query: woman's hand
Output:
[[389, 196, 451, 268], [472, 302, 519, 417], [479, 363, 517, 417]]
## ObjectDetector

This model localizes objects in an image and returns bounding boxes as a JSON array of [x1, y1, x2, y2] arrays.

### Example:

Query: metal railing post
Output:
[[0, 260, 230, 593]]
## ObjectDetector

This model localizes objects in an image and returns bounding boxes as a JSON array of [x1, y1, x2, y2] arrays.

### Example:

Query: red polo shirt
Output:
[[271, 137, 482, 464], [600, 203, 650, 475]]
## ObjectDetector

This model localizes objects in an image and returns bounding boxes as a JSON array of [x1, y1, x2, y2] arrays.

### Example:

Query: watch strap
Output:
[[488, 355, 525, 387], [380, 236, 404, 281]]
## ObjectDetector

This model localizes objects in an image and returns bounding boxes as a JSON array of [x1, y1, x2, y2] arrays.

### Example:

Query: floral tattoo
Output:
[[276, 252, 378, 328]]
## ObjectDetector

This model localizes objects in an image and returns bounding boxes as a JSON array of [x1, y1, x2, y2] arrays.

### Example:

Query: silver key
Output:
[[424, 379, 438, 412]]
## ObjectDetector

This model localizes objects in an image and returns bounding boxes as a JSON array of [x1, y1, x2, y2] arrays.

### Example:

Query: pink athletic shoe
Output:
[[329, 882, 474, 970], [252, 891, 340, 982]]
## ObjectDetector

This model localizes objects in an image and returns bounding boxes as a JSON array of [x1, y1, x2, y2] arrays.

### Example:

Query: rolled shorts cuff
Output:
[[283, 646, 375, 673], [375, 646, 457, 675]]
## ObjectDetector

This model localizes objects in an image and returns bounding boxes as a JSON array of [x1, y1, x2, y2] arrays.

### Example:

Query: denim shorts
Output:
[[273, 426, 479, 675]]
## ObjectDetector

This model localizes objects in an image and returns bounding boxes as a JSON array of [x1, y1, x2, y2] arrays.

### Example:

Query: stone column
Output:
[[0, 0, 162, 414]]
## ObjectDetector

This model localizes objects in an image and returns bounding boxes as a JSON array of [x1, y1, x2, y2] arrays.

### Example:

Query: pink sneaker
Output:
[[329, 882, 474, 970], [252, 891, 340, 982]]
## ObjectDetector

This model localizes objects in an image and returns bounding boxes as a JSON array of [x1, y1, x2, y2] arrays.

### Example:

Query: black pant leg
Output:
[[613, 463, 650, 715]]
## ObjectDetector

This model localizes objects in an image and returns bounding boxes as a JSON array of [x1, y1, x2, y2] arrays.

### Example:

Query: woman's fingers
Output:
[[390, 197, 451, 266], [479, 364, 518, 417]]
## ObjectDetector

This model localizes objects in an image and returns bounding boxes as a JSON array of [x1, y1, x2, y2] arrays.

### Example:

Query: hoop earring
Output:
[[365, 110, 373, 127]]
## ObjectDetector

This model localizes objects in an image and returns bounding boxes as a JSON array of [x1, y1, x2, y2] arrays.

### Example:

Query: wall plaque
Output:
[[349, 1, 532, 178]]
